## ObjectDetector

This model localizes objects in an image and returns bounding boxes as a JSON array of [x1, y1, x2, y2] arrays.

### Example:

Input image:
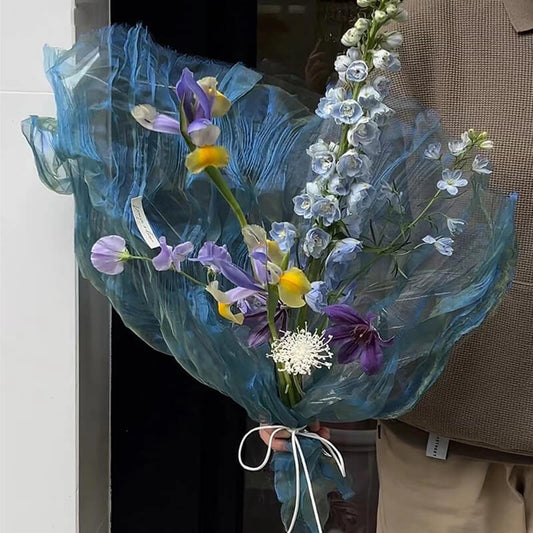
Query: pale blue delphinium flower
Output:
[[358, 86, 383, 110], [369, 103, 394, 126], [345, 60, 369, 83], [306, 138, 334, 157], [422, 235, 454, 256], [446, 217, 466, 236], [448, 131, 472, 156], [327, 238, 363, 263], [347, 118, 381, 152], [424, 142, 441, 160], [472, 154, 493, 174], [328, 174, 352, 196], [437, 169, 468, 195], [270, 222, 298, 252], [336, 150, 371, 180], [305, 179, 326, 197], [346, 182, 372, 215], [330, 99, 364, 125], [293, 193, 315, 219], [334, 47, 361, 79], [373, 76, 392, 98], [303, 227, 332, 258], [372, 49, 401, 72], [305, 281, 329, 312], [311, 149, 336, 176], [316, 87, 347, 120], [312, 195, 342, 226]]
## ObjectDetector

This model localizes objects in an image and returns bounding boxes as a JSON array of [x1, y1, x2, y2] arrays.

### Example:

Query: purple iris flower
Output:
[[324, 304, 393, 375], [243, 306, 289, 347], [191, 242, 261, 291], [176, 68, 220, 146], [90, 235, 130, 275]]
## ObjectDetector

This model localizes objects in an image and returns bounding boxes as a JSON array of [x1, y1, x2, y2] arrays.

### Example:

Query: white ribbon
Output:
[[238, 425, 346, 533]]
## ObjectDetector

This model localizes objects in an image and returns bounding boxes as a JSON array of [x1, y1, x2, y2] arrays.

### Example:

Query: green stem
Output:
[[266, 284, 302, 407], [178, 270, 206, 287], [296, 257, 322, 329], [204, 166, 247, 229], [128, 256, 205, 286], [266, 284, 280, 340], [330, 251, 384, 303]]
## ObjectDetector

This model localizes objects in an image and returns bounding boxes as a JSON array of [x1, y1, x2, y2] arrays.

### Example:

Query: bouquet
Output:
[[23, 1, 516, 531]]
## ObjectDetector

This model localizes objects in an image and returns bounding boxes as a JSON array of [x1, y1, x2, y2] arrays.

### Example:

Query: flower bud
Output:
[[479, 139, 494, 149], [395, 8, 409, 21], [354, 18, 371, 31], [374, 10, 388, 23], [385, 4, 398, 15], [381, 31, 403, 50], [357, 0, 375, 6], [341, 27, 363, 47]]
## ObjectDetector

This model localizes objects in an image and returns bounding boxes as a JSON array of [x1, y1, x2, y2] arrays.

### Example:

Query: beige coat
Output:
[[389, 0, 533, 456]]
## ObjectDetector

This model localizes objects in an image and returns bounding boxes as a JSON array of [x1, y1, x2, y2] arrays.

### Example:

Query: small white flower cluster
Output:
[[421, 129, 494, 256], [268, 327, 333, 376]]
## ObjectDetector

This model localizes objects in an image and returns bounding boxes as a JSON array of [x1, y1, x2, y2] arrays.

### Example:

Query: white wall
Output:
[[0, 0, 77, 531]]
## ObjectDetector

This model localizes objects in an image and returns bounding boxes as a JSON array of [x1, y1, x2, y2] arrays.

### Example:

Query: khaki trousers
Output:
[[376, 423, 533, 533]]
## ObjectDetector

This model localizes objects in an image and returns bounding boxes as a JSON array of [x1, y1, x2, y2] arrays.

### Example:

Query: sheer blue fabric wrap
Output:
[[22, 25, 516, 532]]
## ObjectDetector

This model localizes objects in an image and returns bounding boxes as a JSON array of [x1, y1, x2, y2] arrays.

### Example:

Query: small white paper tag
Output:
[[130, 196, 160, 249], [426, 433, 450, 460]]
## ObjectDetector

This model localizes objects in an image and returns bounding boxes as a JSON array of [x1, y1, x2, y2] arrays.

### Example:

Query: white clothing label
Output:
[[131, 196, 160, 249], [426, 433, 449, 460]]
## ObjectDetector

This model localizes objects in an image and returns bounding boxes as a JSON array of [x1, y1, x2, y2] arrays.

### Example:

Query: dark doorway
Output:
[[110, 2, 256, 531]]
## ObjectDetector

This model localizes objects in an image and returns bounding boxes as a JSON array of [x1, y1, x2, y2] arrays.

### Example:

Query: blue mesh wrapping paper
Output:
[[22, 25, 516, 532]]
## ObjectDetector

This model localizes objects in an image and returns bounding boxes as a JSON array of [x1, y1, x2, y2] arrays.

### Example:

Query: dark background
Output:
[[110, 1, 257, 531]]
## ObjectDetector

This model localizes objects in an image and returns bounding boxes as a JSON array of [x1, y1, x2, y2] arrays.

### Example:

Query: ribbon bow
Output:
[[238, 425, 346, 533]]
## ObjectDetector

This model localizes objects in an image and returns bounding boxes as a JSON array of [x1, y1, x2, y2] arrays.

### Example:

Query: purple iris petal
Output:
[[224, 286, 259, 304], [176, 68, 212, 122], [250, 246, 269, 284], [90, 235, 128, 275], [188, 120, 220, 146], [244, 307, 289, 347], [324, 304, 392, 375], [359, 343, 382, 376], [218, 262, 261, 291], [324, 304, 367, 325], [171, 241, 194, 271], [152, 236, 173, 271], [191, 241, 260, 290], [324, 324, 354, 346], [190, 242, 232, 272], [151, 114, 182, 135], [337, 341, 360, 364]]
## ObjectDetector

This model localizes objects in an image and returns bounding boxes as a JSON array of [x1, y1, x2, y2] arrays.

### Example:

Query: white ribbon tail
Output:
[[238, 425, 347, 533]]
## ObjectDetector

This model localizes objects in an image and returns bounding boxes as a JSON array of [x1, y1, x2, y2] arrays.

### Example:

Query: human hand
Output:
[[259, 421, 331, 452]]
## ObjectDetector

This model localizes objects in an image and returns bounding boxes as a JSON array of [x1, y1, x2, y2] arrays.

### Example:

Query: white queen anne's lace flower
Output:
[[268, 327, 333, 375]]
